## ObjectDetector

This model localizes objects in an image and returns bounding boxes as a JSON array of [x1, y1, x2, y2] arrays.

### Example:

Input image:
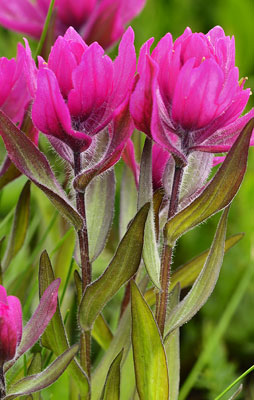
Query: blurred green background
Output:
[[0, 0, 253, 398]]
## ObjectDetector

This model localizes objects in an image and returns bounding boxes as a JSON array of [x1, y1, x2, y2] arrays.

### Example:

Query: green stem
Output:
[[73, 152, 91, 381], [34, 0, 56, 60], [214, 365, 254, 400], [0, 366, 5, 400], [155, 165, 184, 335], [179, 263, 253, 400]]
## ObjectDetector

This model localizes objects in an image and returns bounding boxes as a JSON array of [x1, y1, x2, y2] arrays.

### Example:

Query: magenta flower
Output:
[[0, 285, 22, 365], [130, 26, 254, 164], [0, 40, 37, 128], [0, 0, 145, 49], [32, 26, 136, 155]]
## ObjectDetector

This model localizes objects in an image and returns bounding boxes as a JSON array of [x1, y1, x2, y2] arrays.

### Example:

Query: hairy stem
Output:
[[156, 165, 184, 336], [73, 152, 91, 380], [0, 367, 5, 400]]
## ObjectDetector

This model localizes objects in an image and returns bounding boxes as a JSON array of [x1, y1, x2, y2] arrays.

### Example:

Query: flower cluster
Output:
[[0, 0, 145, 49]]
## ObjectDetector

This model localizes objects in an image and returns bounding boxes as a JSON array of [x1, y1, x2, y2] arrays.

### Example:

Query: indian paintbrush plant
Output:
[[0, 0, 254, 398]]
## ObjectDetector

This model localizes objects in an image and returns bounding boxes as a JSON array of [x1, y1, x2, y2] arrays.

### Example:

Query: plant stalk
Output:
[[0, 366, 5, 399], [156, 164, 184, 336], [73, 152, 91, 380]]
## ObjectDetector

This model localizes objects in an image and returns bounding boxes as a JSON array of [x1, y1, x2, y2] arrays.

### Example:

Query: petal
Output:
[[111, 26, 136, 108], [0, 303, 17, 363], [0, 285, 7, 304], [56, 0, 96, 28], [0, 57, 17, 107], [83, 0, 145, 49], [152, 143, 170, 190], [7, 296, 22, 345], [0, 0, 44, 38], [32, 68, 91, 151], [172, 58, 224, 130], [130, 39, 154, 136], [68, 42, 114, 135], [48, 36, 77, 98], [63, 26, 88, 64]]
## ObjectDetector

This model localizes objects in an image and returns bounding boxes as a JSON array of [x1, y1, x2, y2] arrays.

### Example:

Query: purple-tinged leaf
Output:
[[165, 119, 254, 246], [0, 156, 21, 190], [0, 110, 83, 230], [5, 280, 60, 371], [5, 344, 79, 399], [3, 181, 30, 269]]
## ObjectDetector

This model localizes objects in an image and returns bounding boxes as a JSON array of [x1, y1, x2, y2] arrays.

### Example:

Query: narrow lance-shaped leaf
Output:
[[165, 119, 254, 246], [26, 353, 42, 400], [79, 203, 150, 331], [5, 279, 60, 372], [74, 269, 113, 350], [100, 349, 123, 400], [5, 345, 79, 399], [144, 233, 243, 306], [86, 170, 115, 262], [165, 206, 229, 337], [91, 276, 149, 400], [0, 110, 83, 230], [3, 181, 30, 269], [164, 284, 181, 400], [138, 138, 161, 288], [131, 281, 169, 400], [39, 251, 89, 397]]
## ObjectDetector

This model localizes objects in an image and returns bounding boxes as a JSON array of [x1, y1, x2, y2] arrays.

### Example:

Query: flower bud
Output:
[[0, 286, 22, 365]]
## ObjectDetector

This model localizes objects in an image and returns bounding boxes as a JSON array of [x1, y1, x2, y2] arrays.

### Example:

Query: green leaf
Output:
[[100, 349, 123, 400], [144, 233, 243, 307], [5, 345, 79, 399], [0, 159, 21, 190], [3, 181, 30, 269], [131, 281, 169, 400], [165, 206, 229, 337], [164, 119, 254, 246], [26, 353, 42, 400], [79, 203, 150, 331], [38, 251, 89, 397], [164, 284, 181, 400], [119, 164, 138, 240], [0, 111, 83, 230], [74, 269, 113, 350], [138, 138, 161, 288], [86, 170, 115, 262]]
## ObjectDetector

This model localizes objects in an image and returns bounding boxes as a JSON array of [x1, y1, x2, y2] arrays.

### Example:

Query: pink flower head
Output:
[[0, 285, 22, 365], [0, 0, 146, 49], [130, 26, 254, 164], [32, 26, 136, 154], [0, 39, 37, 128]]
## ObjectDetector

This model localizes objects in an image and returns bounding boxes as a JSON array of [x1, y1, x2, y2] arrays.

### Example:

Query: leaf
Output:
[[86, 170, 115, 262], [164, 206, 229, 337], [119, 164, 138, 239], [26, 353, 42, 400], [138, 138, 161, 288], [0, 157, 21, 190], [144, 233, 243, 307], [228, 385, 243, 400], [5, 345, 79, 399], [38, 251, 89, 397], [164, 284, 181, 400], [79, 203, 150, 331], [3, 181, 30, 269], [164, 119, 254, 246], [130, 281, 169, 400], [5, 280, 60, 371], [74, 269, 113, 350], [0, 110, 83, 230], [100, 349, 123, 400]]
